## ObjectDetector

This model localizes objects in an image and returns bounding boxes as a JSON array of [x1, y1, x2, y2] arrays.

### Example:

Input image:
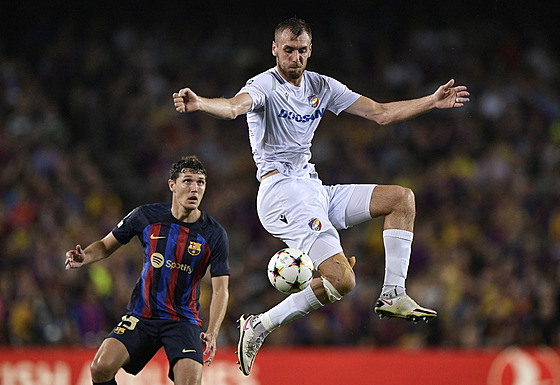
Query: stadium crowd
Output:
[[1, 5, 559, 350]]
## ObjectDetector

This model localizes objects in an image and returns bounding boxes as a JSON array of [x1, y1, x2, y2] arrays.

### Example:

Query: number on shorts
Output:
[[118, 315, 139, 331]]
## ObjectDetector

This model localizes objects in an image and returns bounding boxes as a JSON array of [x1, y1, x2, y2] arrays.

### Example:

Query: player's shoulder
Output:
[[133, 202, 172, 222], [138, 202, 171, 214], [243, 67, 283, 89], [304, 70, 335, 88], [199, 211, 228, 237], [199, 211, 226, 229]]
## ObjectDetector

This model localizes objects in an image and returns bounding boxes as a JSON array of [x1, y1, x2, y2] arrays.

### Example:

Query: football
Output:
[[267, 248, 314, 294]]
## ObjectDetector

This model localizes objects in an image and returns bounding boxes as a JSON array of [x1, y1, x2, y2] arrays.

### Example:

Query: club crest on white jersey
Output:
[[308, 94, 319, 108]]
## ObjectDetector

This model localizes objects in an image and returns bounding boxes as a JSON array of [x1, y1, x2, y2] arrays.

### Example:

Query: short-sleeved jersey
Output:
[[237, 67, 361, 181], [112, 203, 230, 326]]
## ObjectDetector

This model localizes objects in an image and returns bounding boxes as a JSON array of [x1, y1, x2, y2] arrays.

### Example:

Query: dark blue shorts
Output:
[[107, 314, 203, 381]]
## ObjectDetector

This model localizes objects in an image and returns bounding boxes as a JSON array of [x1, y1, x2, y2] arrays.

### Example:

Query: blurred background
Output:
[[0, 0, 559, 353]]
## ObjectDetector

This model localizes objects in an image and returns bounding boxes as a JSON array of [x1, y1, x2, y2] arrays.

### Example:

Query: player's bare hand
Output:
[[433, 79, 470, 109], [65, 245, 86, 270], [173, 88, 200, 113], [200, 331, 217, 366]]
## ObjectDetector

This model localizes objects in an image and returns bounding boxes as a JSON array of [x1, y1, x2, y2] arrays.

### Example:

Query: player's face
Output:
[[273, 29, 312, 84], [169, 170, 206, 213]]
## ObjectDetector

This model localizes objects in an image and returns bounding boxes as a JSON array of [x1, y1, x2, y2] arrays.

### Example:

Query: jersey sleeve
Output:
[[209, 225, 230, 277], [236, 71, 273, 112], [112, 207, 142, 245], [324, 75, 361, 115]]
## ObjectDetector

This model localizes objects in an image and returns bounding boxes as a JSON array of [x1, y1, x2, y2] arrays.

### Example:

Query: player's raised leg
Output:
[[369, 185, 437, 322], [237, 251, 356, 375]]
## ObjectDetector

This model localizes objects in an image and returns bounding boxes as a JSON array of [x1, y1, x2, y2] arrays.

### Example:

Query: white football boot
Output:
[[374, 294, 437, 323], [236, 314, 267, 376]]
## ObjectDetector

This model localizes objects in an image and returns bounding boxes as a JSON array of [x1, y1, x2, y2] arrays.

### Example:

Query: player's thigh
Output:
[[161, 322, 204, 381], [172, 358, 203, 385], [91, 337, 130, 376], [369, 184, 413, 218], [257, 174, 333, 254], [106, 316, 161, 376], [325, 184, 376, 229]]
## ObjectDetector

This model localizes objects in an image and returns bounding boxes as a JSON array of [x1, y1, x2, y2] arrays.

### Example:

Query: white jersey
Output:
[[237, 67, 361, 181]]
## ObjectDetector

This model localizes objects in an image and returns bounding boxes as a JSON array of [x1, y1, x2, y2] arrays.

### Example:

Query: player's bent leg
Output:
[[91, 338, 130, 383], [367, 185, 437, 322], [236, 254, 356, 376], [172, 358, 203, 385], [368, 185, 415, 231]]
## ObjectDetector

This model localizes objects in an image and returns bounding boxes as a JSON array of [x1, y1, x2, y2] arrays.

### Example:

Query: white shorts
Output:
[[257, 173, 375, 267]]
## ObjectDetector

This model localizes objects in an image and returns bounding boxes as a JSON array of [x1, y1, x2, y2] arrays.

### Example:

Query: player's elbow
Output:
[[225, 109, 240, 120], [218, 105, 243, 120], [375, 116, 391, 126], [372, 110, 393, 126], [214, 288, 229, 304]]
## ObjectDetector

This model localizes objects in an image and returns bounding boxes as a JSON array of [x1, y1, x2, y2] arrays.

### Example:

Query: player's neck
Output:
[[172, 206, 201, 223], [276, 66, 303, 87]]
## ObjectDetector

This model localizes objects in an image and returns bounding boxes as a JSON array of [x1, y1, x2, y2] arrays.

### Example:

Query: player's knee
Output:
[[90, 358, 119, 382], [319, 254, 356, 302], [335, 269, 356, 295], [399, 186, 415, 211], [322, 269, 356, 299]]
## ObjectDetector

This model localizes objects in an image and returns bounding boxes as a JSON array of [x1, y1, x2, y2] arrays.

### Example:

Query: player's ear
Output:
[[272, 41, 278, 57], [168, 179, 175, 192]]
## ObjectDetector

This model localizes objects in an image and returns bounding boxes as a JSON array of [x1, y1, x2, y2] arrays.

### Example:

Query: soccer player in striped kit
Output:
[[65, 156, 230, 385], [173, 18, 469, 376]]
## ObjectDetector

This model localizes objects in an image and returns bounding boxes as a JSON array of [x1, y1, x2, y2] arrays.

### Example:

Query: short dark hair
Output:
[[274, 17, 312, 42], [169, 155, 207, 181]]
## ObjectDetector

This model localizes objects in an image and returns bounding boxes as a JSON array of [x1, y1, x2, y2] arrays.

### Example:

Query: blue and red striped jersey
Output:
[[112, 203, 230, 326]]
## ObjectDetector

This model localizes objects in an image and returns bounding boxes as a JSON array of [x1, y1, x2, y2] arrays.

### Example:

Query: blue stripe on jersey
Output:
[[154, 223, 179, 320], [132, 226, 153, 316]]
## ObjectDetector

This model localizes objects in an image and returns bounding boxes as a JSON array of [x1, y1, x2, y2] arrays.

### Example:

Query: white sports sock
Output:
[[262, 285, 323, 332], [382, 229, 413, 295]]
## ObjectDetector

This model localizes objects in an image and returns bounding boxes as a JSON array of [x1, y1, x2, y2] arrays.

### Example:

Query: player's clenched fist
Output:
[[65, 244, 85, 270], [173, 88, 200, 113]]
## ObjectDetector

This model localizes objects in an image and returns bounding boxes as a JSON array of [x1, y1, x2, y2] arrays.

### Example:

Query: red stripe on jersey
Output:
[[188, 243, 211, 325], [142, 223, 162, 319], [165, 225, 190, 321], [141, 267, 154, 319]]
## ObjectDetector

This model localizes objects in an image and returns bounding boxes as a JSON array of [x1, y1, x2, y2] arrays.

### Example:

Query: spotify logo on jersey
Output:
[[150, 253, 165, 268]]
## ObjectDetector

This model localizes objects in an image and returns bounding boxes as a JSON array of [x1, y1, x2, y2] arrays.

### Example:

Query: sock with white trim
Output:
[[259, 285, 323, 333]]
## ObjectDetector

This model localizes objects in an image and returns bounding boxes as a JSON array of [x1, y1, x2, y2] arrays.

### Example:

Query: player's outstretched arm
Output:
[[173, 88, 253, 120], [65, 233, 122, 270], [345, 79, 469, 126], [200, 275, 229, 366]]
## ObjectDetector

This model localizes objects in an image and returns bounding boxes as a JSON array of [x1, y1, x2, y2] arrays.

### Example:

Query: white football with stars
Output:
[[267, 248, 314, 294]]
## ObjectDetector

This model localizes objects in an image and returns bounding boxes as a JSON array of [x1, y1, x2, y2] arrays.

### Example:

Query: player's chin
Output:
[[181, 199, 199, 210], [288, 68, 303, 77]]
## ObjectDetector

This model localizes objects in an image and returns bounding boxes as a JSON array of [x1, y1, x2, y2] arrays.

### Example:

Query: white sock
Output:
[[261, 285, 323, 332], [382, 229, 413, 296]]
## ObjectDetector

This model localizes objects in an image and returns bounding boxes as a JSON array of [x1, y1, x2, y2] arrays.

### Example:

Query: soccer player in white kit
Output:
[[173, 17, 469, 376]]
